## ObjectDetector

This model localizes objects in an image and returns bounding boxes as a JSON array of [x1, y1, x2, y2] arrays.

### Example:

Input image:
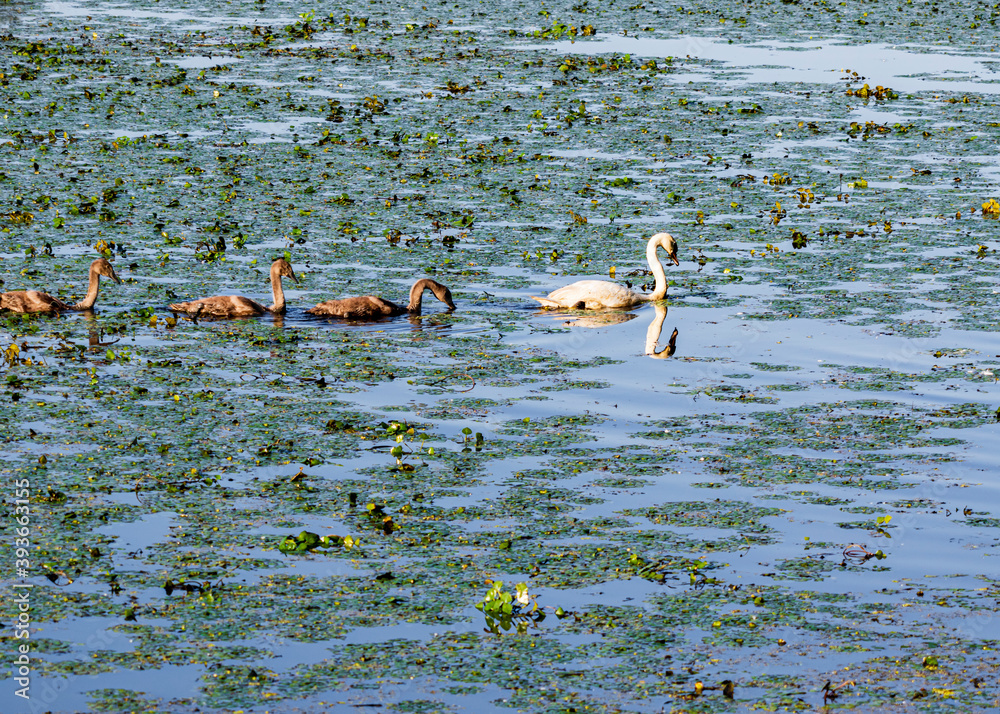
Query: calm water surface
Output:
[[2, 0, 999, 711]]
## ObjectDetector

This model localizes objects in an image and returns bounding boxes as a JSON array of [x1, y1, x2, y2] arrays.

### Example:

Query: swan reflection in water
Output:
[[644, 303, 678, 359], [77, 311, 122, 354], [543, 302, 679, 358], [555, 311, 637, 329]]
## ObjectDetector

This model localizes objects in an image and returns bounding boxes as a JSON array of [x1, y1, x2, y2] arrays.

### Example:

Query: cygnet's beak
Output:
[[110, 267, 122, 284]]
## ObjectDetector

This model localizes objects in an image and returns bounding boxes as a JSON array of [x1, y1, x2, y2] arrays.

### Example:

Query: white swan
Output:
[[531, 232, 679, 309], [0, 258, 121, 313]]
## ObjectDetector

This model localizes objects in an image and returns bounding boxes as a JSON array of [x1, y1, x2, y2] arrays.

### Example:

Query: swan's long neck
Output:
[[644, 237, 668, 301], [269, 266, 286, 313], [407, 279, 453, 313], [407, 280, 429, 313], [73, 265, 102, 310]]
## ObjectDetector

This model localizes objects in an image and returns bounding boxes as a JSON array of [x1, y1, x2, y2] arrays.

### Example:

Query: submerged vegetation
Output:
[[1, 0, 1000, 711]]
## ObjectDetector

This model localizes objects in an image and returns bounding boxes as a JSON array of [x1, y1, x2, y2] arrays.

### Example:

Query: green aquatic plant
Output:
[[476, 580, 552, 635], [380, 419, 435, 472], [277, 530, 360, 554]]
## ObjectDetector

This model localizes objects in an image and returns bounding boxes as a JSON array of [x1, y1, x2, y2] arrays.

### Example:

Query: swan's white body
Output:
[[531, 232, 679, 309]]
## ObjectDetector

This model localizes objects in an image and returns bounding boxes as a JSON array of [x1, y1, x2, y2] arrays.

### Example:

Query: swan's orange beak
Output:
[[670, 251, 680, 266]]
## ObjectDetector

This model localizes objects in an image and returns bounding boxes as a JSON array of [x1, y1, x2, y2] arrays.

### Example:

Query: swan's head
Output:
[[91, 258, 122, 284], [440, 285, 456, 311], [652, 232, 680, 266], [271, 258, 299, 283]]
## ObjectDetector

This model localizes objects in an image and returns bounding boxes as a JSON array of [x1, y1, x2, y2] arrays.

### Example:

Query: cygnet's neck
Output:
[[73, 264, 103, 310], [269, 265, 287, 313]]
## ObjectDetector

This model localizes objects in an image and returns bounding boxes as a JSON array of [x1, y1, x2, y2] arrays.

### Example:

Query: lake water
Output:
[[1, 0, 999, 711]]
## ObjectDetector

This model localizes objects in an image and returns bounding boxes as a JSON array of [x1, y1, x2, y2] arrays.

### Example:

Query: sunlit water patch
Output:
[[538, 36, 1000, 95]]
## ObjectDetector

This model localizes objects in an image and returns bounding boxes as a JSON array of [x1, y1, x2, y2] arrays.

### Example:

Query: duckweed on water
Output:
[[2, 0, 1000, 711]]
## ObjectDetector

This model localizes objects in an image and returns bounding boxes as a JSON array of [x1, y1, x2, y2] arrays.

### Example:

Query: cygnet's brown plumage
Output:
[[0, 258, 122, 313], [168, 258, 297, 318], [306, 278, 455, 319]]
